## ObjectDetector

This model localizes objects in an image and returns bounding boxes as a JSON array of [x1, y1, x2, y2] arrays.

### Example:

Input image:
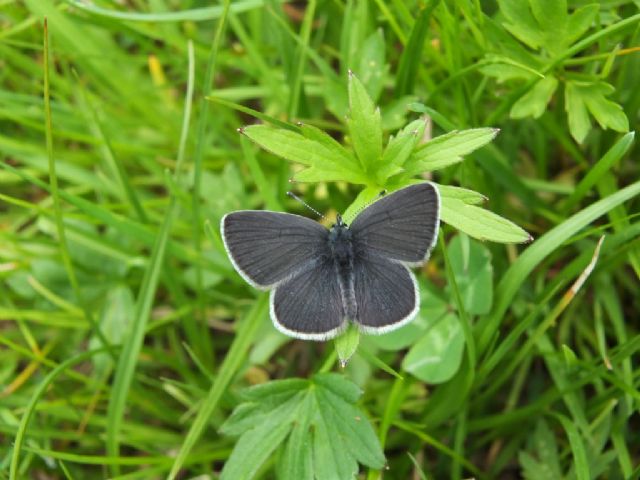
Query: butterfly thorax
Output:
[[328, 218, 358, 320], [328, 222, 353, 266]]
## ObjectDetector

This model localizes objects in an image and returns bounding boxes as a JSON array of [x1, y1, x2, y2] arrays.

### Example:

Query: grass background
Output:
[[1, 0, 639, 479]]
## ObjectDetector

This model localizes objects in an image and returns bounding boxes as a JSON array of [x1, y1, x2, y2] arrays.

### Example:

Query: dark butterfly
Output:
[[220, 183, 440, 340]]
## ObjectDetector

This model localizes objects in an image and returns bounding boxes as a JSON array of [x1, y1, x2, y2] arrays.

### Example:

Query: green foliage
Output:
[[484, 0, 631, 142], [1, 1, 638, 480], [243, 73, 529, 244], [219, 374, 385, 479]]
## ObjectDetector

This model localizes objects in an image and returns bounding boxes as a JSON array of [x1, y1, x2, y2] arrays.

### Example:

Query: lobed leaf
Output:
[[529, 0, 567, 39], [220, 395, 303, 480], [565, 81, 592, 144], [565, 4, 599, 46], [220, 374, 384, 479], [498, 0, 544, 50], [279, 394, 314, 480], [316, 387, 386, 468], [510, 75, 558, 119], [564, 81, 629, 143]]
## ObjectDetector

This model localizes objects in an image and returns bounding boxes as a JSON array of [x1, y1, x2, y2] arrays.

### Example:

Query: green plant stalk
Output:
[[439, 234, 477, 371], [105, 41, 197, 474]]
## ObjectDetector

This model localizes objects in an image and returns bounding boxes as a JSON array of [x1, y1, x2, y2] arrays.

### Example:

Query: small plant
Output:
[[219, 72, 530, 474]]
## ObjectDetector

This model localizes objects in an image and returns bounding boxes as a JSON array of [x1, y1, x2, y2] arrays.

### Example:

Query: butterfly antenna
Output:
[[287, 191, 325, 219]]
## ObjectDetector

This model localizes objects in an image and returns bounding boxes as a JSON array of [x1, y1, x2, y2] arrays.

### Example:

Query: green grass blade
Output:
[[476, 179, 640, 355], [61, 0, 274, 23]]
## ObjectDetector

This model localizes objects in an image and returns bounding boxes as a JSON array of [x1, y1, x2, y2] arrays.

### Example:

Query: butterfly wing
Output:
[[352, 254, 419, 333], [221, 211, 329, 289], [270, 258, 346, 340], [350, 183, 440, 266]]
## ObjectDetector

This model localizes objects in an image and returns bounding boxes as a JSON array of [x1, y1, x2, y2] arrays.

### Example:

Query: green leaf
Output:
[[242, 124, 367, 184], [498, 0, 544, 50], [437, 185, 487, 205], [243, 378, 310, 402], [314, 373, 363, 404], [402, 313, 465, 384], [510, 75, 558, 119], [565, 81, 591, 144], [242, 125, 352, 169], [313, 400, 358, 479], [220, 374, 384, 479], [480, 55, 544, 82], [480, 62, 533, 82], [299, 123, 357, 167], [347, 71, 383, 173], [279, 394, 314, 480], [220, 394, 303, 480], [315, 376, 385, 468], [335, 325, 360, 367], [564, 81, 629, 143], [406, 128, 499, 174], [377, 118, 426, 180], [293, 165, 368, 184], [529, 0, 567, 36], [441, 197, 532, 243], [582, 85, 629, 133], [448, 235, 494, 315], [565, 4, 599, 46]]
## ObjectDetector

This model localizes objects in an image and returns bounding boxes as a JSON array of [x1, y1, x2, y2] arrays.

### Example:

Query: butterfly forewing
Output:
[[271, 258, 346, 340], [350, 183, 440, 265], [221, 211, 329, 289], [352, 255, 419, 332]]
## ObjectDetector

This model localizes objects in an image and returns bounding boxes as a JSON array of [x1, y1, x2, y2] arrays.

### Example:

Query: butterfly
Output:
[[220, 183, 440, 340]]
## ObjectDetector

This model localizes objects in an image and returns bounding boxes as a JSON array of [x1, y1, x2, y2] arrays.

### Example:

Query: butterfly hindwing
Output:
[[270, 258, 346, 340], [352, 254, 419, 333]]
